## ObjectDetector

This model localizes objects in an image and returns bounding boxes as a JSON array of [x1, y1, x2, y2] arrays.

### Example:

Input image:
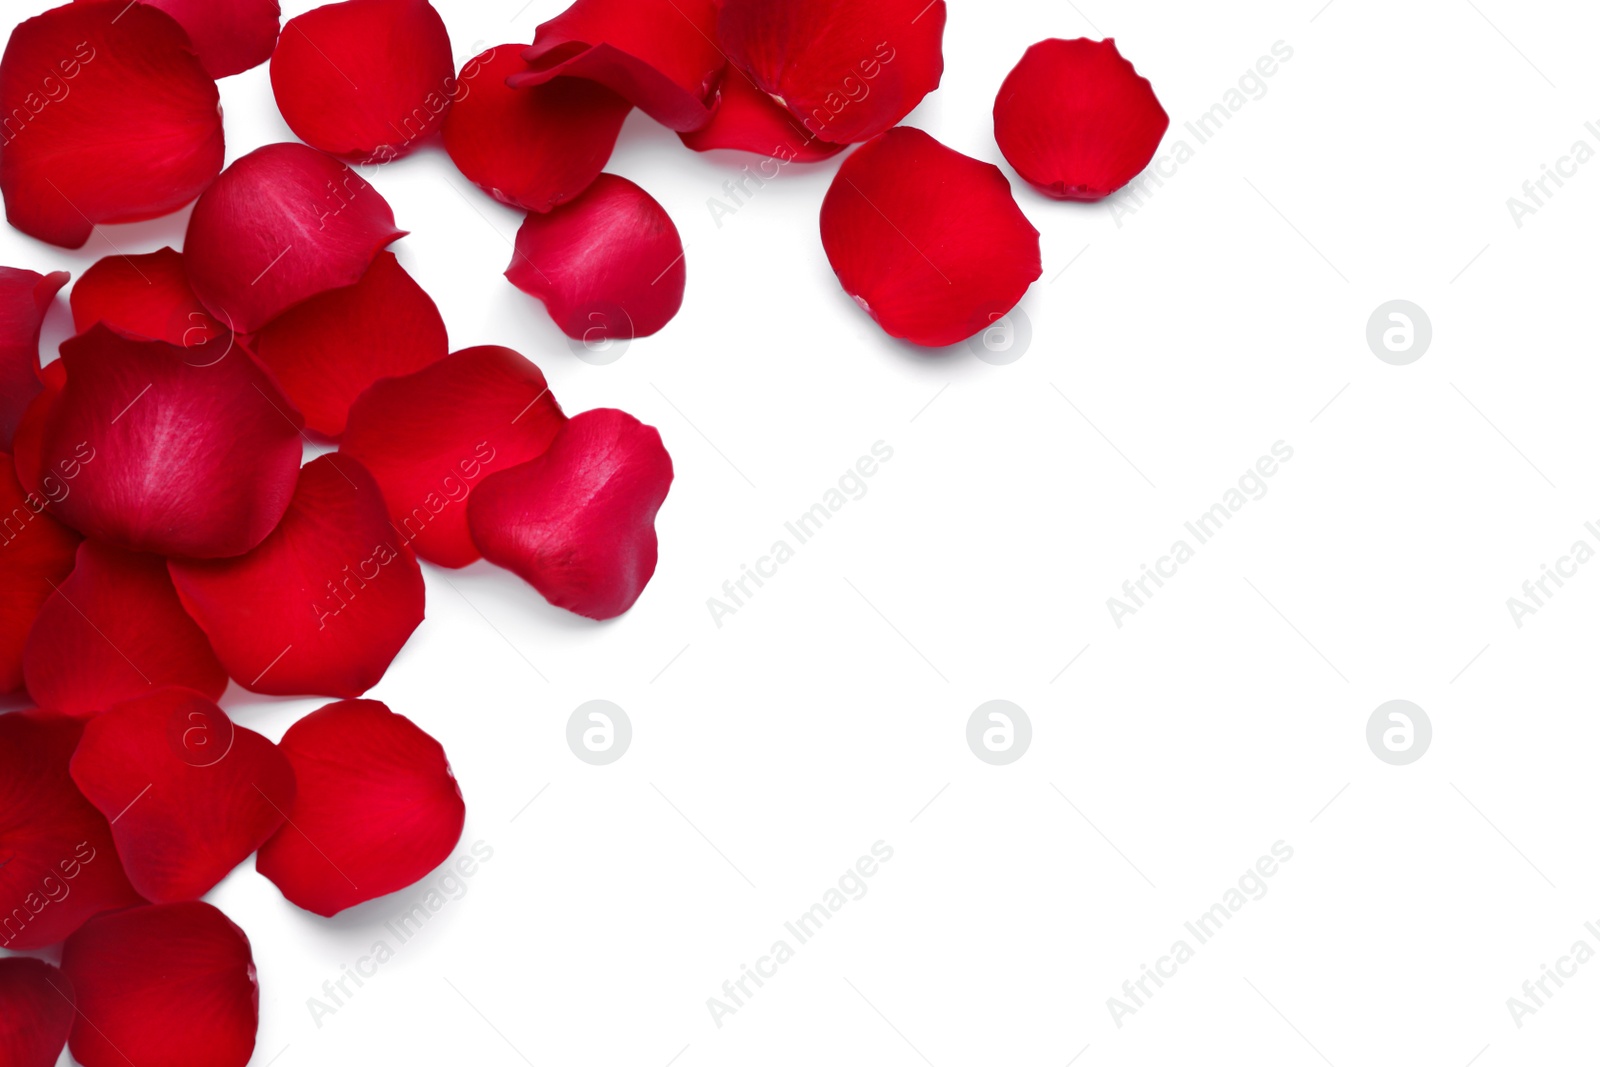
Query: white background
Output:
[[6, 0, 1600, 1064]]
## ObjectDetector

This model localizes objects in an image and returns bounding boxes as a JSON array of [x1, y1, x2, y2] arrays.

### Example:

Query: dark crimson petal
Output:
[[271, 0, 454, 162], [0, 2, 224, 248], [36, 326, 302, 557], [340, 346, 565, 568], [0, 268, 67, 448], [61, 901, 257, 1067], [0, 957, 75, 1067], [717, 0, 945, 145], [23, 541, 227, 716], [74, 0, 283, 79], [168, 455, 425, 698], [0, 453, 80, 694], [8, 377, 59, 505], [184, 142, 406, 333], [468, 408, 672, 620], [508, 0, 722, 133], [819, 126, 1041, 347], [993, 37, 1169, 201], [70, 248, 227, 349], [0, 711, 142, 950], [251, 252, 447, 436], [70, 689, 295, 903], [505, 174, 685, 343], [679, 69, 845, 161], [256, 699, 464, 916], [443, 46, 630, 213]]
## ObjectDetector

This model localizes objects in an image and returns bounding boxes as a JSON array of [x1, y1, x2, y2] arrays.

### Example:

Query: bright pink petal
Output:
[[819, 127, 1041, 347], [271, 0, 454, 162], [0, 268, 67, 448], [443, 46, 631, 212], [184, 142, 406, 333], [70, 248, 227, 350], [256, 699, 464, 916], [468, 408, 672, 620], [339, 345, 566, 568], [168, 455, 425, 698], [250, 252, 447, 436], [679, 69, 845, 160], [993, 38, 1169, 200], [69, 689, 295, 903], [75, 0, 283, 79], [505, 174, 685, 343], [0, 454, 80, 694], [0, 957, 75, 1067], [61, 901, 257, 1067], [509, 0, 723, 132], [0, 710, 143, 950], [0, 2, 224, 248], [23, 541, 227, 716], [717, 0, 945, 144]]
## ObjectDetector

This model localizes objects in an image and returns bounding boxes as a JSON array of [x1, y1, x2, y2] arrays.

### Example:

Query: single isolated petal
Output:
[[185, 142, 406, 333], [0, 957, 75, 1067], [340, 346, 566, 568], [61, 901, 257, 1067], [679, 69, 845, 161], [251, 252, 447, 436], [505, 174, 685, 343], [37, 326, 303, 558], [468, 408, 672, 620], [257, 699, 464, 916], [75, 0, 283, 79], [509, 0, 723, 132], [443, 46, 631, 213], [168, 455, 426, 698], [23, 541, 227, 716], [70, 689, 296, 903], [0, 268, 68, 448], [819, 127, 1041, 347], [0, 454, 80, 694], [717, 0, 946, 144], [271, 0, 454, 162], [71, 248, 227, 350], [0, 711, 142, 951], [993, 38, 1169, 200], [0, 2, 224, 248]]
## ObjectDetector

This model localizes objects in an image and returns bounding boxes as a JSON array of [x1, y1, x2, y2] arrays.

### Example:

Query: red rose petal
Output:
[[679, 68, 846, 161], [74, 0, 283, 79], [23, 541, 227, 716], [69, 689, 295, 903], [251, 252, 447, 436], [61, 901, 257, 1067], [508, 0, 723, 133], [256, 699, 464, 916], [340, 345, 566, 568], [819, 126, 1041, 347], [184, 142, 406, 334], [0, 710, 142, 951], [168, 455, 425, 698], [0, 454, 79, 694], [0, 2, 224, 248], [468, 408, 672, 620], [70, 248, 227, 350], [0, 957, 75, 1067], [717, 0, 945, 145], [443, 46, 631, 213], [9, 371, 63, 506], [0, 268, 67, 449], [505, 174, 685, 343], [993, 38, 1169, 201]]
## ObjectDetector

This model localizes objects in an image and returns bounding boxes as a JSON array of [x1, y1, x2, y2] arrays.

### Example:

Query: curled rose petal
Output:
[[62, 901, 257, 1067], [679, 69, 845, 161], [70, 689, 295, 903], [468, 408, 672, 620], [251, 252, 447, 436], [717, 0, 945, 144], [0, 454, 80, 694], [271, 0, 454, 162], [0, 2, 224, 248], [0, 710, 142, 951], [340, 346, 566, 568], [184, 142, 406, 334], [70, 248, 227, 350], [993, 38, 1169, 201], [256, 699, 464, 916], [23, 541, 228, 716], [0, 957, 75, 1067], [168, 455, 426, 698], [505, 174, 685, 343], [0, 268, 67, 448], [819, 126, 1041, 347], [508, 0, 723, 132], [73, 0, 283, 80], [443, 46, 631, 213]]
